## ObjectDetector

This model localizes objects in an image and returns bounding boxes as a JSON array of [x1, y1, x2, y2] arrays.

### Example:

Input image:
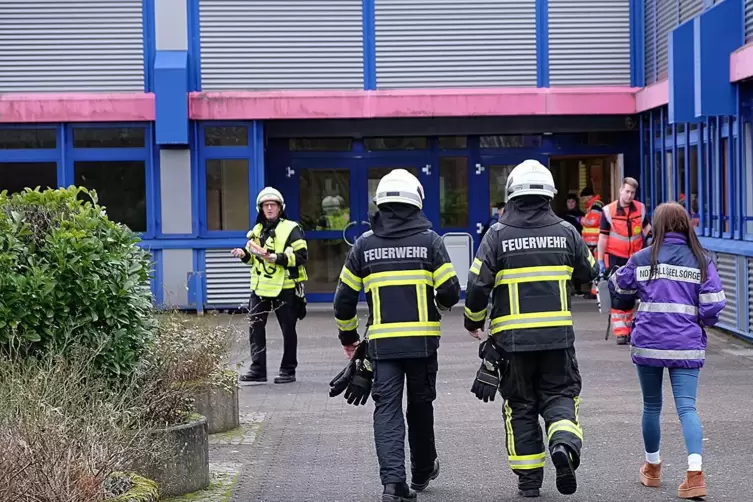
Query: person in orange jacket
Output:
[[580, 193, 604, 299], [597, 177, 651, 345]]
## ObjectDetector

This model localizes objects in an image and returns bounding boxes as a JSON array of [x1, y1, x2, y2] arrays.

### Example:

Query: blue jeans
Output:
[[635, 365, 703, 456]]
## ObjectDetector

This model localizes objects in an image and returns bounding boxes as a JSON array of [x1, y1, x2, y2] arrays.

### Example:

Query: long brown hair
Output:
[[649, 202, 708, 282]]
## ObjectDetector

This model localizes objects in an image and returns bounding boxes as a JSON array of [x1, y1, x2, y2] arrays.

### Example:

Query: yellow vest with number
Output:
[[248, 219, 308, 298]]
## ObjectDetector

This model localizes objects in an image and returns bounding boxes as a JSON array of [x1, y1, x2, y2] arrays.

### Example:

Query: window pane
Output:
[[689, 145, 699, 220], [722, 137, 728, 233], [364, 137, 428, 151], [288, 138, 352, 151], [205, 159, 249, 231], [746, 123, 753, 236], [305, 239, 351, 293], [438, 136, 467, 149], [0, 128, 56, 149], [298, 169, 350, 231], [677, 148, 686, 202], [74, 161, 146, 232], [480, 135, 542, 148], [368, 167, 419, 216], [654, 151, 662, 205], [0, 162, 57, 193], [489, 164, 515, 211], [73, 127, 145, 148], [665, 151, 674, 201], [439, 157, 468, 228], [205, 127, 248, 147]]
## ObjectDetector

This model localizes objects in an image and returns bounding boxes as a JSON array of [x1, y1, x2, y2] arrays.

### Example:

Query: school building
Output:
[[1, 0, 751, 340]]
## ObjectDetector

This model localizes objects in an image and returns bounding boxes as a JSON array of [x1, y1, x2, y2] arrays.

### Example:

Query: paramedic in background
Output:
[[580, 195, 604, 299], [597, 177, 651, 345]]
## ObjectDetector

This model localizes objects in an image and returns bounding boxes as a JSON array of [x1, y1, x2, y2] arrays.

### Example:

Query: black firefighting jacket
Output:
[[334, 203, 461, 360], [464, 196, 599, 352]]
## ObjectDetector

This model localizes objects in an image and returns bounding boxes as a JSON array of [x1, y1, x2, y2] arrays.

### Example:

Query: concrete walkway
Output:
[[215, 299, 753, 502]]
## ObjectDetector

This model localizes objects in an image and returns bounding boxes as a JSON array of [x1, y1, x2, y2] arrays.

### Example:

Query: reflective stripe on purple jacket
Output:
[[607, 232, 726, 369]]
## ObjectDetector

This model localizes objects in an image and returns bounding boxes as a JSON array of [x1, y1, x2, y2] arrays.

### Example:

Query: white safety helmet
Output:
[[374, 169, 424, 209], [321, 195, 340, 213], [256, 186, 285, 210], [506, 160, 557, 200]]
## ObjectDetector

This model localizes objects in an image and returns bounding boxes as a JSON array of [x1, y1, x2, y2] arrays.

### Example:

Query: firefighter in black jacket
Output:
[[333, 169, 461, 502], [464, 160, 598, 498]]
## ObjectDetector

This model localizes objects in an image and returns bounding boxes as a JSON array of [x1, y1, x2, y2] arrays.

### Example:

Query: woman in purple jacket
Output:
[[608, 202, 725, 500]]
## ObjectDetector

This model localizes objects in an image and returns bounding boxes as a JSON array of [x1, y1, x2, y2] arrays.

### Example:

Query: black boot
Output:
[[239, 369, 266, 383], [274, 371, 296, 384], [551, 444, 577, 495], [518, 488, 540, 497], [382, 482, 417, 502], [616, 335, 629, 345], [410, 459, 440, 491]]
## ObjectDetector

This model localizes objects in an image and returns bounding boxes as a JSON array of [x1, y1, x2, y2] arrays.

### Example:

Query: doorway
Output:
[[549, 154, 623, 213]]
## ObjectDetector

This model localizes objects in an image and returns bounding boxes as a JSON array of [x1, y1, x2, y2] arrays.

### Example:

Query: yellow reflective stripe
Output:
[[470, 258, 482, 275], [290, 239, 307, 251], [495, 265, 573, 285], [464, 306, 487, 322], [509, 453, 546, 470], [490, 312, 573, 333], [416, 285, 428, 322], [559, 280, 567, 311], [336, 315, 358, 332], [504, 401, 516, 457], [339, 266, 362, 292], [364, 270, 432, 292], [547, 419, 583, 442], [511, 284, 519, 315], [373, 286, 382, 325], [285, 250, 296, 267], [368, 321, 441, 339], [432, 263, 457, 288], [574, 396, 581, 427], [582, 227, 600, 234], [587, 252, 596, 266]]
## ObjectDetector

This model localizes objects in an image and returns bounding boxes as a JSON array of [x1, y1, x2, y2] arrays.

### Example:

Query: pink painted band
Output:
[[730, 42, 753, 82], [0, 92, 155, 123], [635, 81, 669, 113], [189, 87, 640, 120]]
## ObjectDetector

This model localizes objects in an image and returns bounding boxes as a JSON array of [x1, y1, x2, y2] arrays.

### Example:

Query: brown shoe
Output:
[[639, 462, 661, 487], [678, 470, 707, 499]]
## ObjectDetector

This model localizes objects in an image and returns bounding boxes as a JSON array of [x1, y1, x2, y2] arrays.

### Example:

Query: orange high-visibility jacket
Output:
[[603, 200, 646, 259], [580, 196, 603, 247]]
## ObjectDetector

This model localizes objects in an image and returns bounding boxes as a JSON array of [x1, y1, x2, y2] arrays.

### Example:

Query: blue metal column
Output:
[[536, 0, 549, 87]]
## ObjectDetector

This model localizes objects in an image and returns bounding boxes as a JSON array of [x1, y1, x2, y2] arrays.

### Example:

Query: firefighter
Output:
[[463, 159, 598, 498], [231, 187, 308, 384], [333, 169, 461, 502], [597, 177, 650, 345], [580, 195, 604, 299]]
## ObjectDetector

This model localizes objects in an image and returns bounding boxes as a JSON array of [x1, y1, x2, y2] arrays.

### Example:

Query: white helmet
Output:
[[506, 160, 557, 200], [374, 169, 424, 209], [256, 187, 285, 210]]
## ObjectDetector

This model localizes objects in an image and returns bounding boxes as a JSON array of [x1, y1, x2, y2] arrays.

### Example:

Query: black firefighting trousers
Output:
[[371, 354, 438, 485], [248, 290, 298, 376], [499, 347, 583, 491]]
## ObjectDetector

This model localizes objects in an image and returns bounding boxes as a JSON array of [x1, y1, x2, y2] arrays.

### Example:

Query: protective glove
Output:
[[471, 337, 505, 403], [598, 260, 606, 275], [344, 358, 373, 406], [329, 359, 356, 398]]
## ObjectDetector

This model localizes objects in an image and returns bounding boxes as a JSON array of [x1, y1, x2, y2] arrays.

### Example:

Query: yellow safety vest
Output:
[[247, 219, 308, 298]]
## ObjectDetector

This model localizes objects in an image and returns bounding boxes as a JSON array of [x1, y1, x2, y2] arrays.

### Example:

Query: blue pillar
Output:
[[536, 0, 549, 87]]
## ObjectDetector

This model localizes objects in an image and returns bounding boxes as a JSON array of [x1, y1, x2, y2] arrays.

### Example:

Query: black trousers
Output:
[[371, 354, 438, 485], [248, 290, 298, 376], [498, 347, 583, 491]]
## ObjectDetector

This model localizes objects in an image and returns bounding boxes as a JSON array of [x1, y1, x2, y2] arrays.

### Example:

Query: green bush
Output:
[[0, 186, 156, 377]]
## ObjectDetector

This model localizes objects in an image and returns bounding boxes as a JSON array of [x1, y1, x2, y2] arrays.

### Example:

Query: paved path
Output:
[[213, 299, 753, 502]]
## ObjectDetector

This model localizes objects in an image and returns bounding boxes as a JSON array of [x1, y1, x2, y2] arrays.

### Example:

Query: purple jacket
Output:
[[608, 233, 726, 368]]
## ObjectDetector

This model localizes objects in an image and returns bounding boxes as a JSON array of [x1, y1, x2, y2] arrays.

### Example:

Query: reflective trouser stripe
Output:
[[504, 401, 517, 457], [509, 453, 546, 470], [547, 419, 584, 442], [610, 308, 634, 336]]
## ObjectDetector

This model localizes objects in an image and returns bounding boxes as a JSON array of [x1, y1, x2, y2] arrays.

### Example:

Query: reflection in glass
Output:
[[489, 164, 515, 208], [74, 161, 147, 232], [298, 169, 350, 231], [0, 128, 56, 149], [689, 146, 699, 217], [205, 159, 249, 231], [289, 138, 352, 151], [439, 157, 468, 228], [364, 137, 428, 151], [438, 136, 467, 149], [73, 127, 145, 148], [654, 152, 662, 205], [678, 148, 686, 202], [480, 135, 542, 148], [368, 167, 419, 216], [0, 162, 57, 193], [665, 151, 674, 201], [306, 239, 352, 293], [204, 127, 248, 147]]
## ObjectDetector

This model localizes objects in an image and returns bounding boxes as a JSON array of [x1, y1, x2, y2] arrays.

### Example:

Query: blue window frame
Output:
[[0, 123, 155, 238]]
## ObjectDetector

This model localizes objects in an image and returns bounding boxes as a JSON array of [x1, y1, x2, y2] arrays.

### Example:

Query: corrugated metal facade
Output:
[[205, 249, 251, 307], [374, 0, 537, 88], [655, 0, 677, 81], [679, 0, 702, 23], [714, 253, 738, 330], [199, 0, 364, 91], [644, 0, 656, 85], [548, 0, 631, 86], [0, 0, 144, 92], [746, 0, 753, 42]]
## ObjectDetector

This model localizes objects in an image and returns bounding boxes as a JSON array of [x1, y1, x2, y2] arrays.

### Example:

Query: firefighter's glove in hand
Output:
[[329, 359, 356, 398], [344, 358, 373, 406], [471, 338, 504, 403]]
